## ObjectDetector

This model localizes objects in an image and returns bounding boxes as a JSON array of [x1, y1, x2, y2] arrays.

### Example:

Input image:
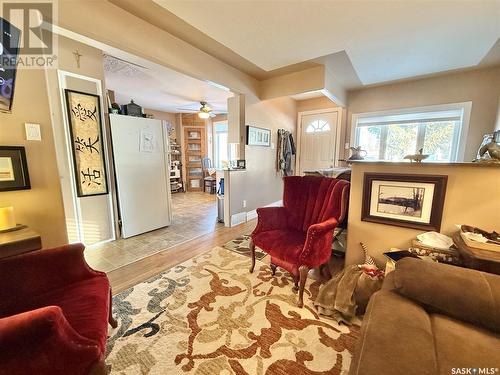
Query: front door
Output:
[[299, 111, 339, 174]]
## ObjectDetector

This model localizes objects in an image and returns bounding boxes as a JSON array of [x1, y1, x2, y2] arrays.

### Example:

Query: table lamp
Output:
[[0, 206, 16, 231]]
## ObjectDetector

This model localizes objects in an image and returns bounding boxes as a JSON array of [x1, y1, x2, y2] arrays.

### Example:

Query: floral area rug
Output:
[[106, 247, 359, 374], [223, 234, 267, 260]]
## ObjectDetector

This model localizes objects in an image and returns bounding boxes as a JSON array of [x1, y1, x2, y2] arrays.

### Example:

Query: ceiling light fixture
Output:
[[197, 101, 213, 119]]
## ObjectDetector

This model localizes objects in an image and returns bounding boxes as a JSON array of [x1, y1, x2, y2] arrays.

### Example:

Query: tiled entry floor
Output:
[[84, 192, 221, 272]]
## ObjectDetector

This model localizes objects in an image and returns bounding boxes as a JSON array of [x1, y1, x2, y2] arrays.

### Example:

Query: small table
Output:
[[453, 233, 500, 275], [0, 226, 42, 260]]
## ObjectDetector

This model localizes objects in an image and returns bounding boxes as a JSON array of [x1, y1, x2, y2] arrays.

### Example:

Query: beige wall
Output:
[[259, 66, 325, 100], [346, 162, 500, 267], [229, 96, 297, 217], [296, 96, 338, 112], [346, 66, 500, 161], [0, 69, 67, 248]]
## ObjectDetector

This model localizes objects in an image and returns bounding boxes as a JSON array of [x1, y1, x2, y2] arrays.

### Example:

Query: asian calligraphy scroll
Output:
[[65, 89, 108, 197]]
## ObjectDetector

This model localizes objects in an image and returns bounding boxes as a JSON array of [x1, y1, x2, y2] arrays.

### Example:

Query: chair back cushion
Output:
[[283, 176, 350, 232]]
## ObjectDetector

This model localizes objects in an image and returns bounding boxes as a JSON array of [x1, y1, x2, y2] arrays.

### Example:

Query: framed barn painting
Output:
[[361, 173, 447, 231], [65, 89, 108, 197]]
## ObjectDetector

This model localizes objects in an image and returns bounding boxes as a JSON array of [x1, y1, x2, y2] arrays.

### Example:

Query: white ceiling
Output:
[[103, 55, 232, 113], [154, 0, 499, 86]]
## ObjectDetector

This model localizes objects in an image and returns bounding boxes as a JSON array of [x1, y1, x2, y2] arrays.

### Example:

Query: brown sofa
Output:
[[349, 258, 500, 375]]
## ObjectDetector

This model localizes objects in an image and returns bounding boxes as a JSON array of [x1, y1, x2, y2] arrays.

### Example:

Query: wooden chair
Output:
[[202, 157, 217, 194]]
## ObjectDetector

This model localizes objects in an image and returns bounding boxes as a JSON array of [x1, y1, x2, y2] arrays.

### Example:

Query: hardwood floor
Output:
[[85, 192, 221, 272], [108, 220, 256, 294]]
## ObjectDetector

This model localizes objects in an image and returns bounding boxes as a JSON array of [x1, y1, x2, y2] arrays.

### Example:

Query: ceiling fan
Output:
[[176, 101, 225, 118], [197, 101, 214, 119]]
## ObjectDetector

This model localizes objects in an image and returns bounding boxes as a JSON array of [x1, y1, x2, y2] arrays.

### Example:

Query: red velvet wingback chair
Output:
[[0, 243, 117, 375], [250, 176, 350, 307]]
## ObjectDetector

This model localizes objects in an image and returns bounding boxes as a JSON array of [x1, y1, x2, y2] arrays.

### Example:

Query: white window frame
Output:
[[350, 102, 472, 162], [213, 120, 229, 169]]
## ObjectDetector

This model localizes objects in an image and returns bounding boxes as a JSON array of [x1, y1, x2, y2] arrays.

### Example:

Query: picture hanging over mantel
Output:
[[361, 173, 447, 231], [65, 89, 108, 197], [246, 125, 271, 147]]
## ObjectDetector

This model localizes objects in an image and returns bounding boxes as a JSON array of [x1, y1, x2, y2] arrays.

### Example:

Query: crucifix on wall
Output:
[[73, 50, 82, 68]]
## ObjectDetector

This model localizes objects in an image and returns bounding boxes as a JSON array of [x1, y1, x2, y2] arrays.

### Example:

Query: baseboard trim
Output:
[[231, 212, 247, 226], [246, 210, 257, 221], [234, 200, 283, 226], [246, 200, 282, 222]]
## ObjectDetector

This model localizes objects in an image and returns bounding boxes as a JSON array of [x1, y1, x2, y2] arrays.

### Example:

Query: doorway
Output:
[[81, 53, 232, 272], [296, 108, 343, 175]]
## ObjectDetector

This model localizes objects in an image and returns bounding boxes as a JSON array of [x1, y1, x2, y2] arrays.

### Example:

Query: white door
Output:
[[299, 111, 339, 174], [109, 114, 171, 238]]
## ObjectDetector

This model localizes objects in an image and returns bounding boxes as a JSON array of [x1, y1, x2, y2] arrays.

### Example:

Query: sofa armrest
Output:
[[252, 206, 288, 235], [349, 291, 437, 375], [0, 306, 101, 374], [0, 243, 103, 303], [299, 217, 338, 267], [394, 258, 500, 333]]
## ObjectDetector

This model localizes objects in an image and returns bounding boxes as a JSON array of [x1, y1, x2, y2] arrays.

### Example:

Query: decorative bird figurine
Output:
[[478, 140, 500, 163], [404, 148, 429, 163]]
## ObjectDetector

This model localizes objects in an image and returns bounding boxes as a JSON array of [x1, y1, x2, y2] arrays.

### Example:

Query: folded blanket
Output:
[[314, 265, 362, 324], [314, 265, 384, 323]]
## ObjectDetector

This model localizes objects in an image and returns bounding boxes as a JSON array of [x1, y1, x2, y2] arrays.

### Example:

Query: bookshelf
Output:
[[183, 125, 206, 191]]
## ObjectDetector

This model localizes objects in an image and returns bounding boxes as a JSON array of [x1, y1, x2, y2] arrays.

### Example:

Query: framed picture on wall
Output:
[[0, 146, 30, 191], [246, 125, 271, 147], [361, 173, 447, 231], [64, 89, 109, 197]]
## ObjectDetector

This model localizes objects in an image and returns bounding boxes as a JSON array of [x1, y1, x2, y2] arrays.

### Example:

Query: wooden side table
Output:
[[453, 233, 500, 275], [0, 226, 42, 260]]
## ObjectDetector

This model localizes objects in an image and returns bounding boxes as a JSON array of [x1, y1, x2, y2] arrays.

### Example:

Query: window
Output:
[[352, 103, 471, 162], [306, 119, 331, 133], [213, 122, 228, 169]]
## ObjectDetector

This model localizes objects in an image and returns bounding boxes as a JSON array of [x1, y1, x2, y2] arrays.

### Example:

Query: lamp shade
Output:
[[198, 111, 210, 119], [0, 206, 16, 231]]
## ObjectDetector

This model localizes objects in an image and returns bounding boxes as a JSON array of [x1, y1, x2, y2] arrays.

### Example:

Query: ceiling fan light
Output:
[[198, 111, 210, 119]]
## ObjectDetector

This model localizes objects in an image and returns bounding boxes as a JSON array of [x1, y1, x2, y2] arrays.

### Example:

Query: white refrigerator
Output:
[[109, 114, 172, 238]]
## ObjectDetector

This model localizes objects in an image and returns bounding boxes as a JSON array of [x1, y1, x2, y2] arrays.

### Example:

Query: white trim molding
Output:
[[231, 212, 247, 227], [246, 199, 283, 222], [51, 70, 116, 245]]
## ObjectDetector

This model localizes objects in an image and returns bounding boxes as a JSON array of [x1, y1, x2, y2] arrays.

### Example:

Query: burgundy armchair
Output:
[[250, 176, 350, 307], [0, 243, 117, 375]]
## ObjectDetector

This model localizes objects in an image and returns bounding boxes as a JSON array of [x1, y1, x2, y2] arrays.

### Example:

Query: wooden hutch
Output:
[[181, 113, 208, 191]]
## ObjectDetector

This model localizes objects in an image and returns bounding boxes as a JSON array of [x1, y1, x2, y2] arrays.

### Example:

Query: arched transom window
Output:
[[306, 119, 330, 133]]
